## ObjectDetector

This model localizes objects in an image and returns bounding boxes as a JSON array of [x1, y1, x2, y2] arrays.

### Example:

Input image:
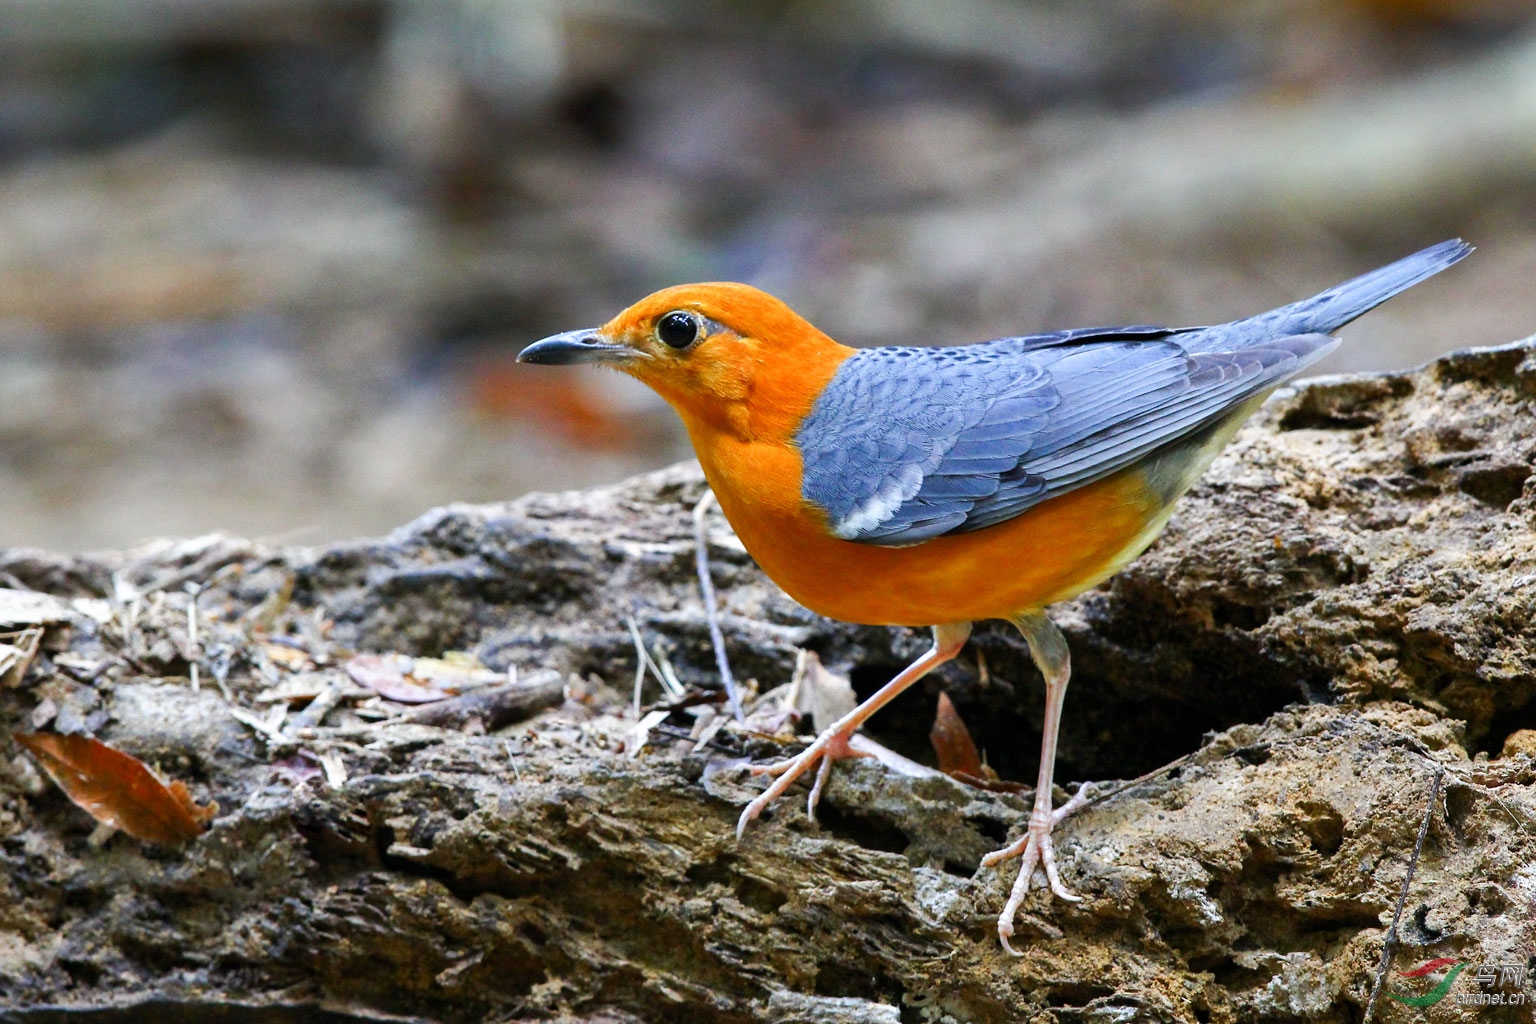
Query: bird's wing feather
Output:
[[798, 326, 1336, 545]]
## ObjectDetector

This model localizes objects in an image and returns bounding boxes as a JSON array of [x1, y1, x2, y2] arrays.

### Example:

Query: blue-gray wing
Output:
[[797, 241, 1469, 545], [797, 325, 1335, 545]]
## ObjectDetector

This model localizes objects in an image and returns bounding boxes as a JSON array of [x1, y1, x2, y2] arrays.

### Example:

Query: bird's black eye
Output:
[[656, 311, 701, 349]]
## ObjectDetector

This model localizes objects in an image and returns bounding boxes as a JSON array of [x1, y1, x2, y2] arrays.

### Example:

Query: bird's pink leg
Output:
[[981, 610, 1086, 956], [736, 621, 972, 838]]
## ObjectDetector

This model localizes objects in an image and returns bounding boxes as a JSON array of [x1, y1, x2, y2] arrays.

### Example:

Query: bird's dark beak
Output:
[[517, 329, 634, 366]]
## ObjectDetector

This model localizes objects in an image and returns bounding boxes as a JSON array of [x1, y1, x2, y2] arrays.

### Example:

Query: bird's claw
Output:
[[985, 784, 1093, 956], [735, 729, 868, 838]]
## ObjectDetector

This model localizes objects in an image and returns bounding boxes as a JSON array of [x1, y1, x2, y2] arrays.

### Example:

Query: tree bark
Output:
[[3, 340, 1535, 1023]]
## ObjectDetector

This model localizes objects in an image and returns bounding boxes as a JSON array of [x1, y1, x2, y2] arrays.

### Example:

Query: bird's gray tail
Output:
[[1269, 238, 1472, 336]]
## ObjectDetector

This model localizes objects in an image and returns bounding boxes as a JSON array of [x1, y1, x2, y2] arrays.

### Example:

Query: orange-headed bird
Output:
[[519, 240, 1470, 951]]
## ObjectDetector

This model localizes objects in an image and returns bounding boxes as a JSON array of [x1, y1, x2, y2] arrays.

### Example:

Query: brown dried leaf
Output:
[[270, 753, 324, 787], [790, 650, 856, 733], [261, 641, 315, 671], [949, 769, 1029, 794], [930, 691, 984, 779], [17, 733, 216, 846], [344, 653, 449, 704], [411, 652, 503, 691]]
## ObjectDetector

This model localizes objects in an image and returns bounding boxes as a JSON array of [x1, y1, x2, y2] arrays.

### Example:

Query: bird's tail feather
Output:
[[1277, 238, 1473, 335]]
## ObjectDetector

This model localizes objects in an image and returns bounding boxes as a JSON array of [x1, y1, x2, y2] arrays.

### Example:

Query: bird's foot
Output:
[[981, 784, 1093, 956], [735, 728, 869, 838]]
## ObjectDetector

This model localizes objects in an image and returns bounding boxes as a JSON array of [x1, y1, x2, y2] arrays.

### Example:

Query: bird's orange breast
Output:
[[692, 430, 1167, 627], [640, 287, 1170, 627]]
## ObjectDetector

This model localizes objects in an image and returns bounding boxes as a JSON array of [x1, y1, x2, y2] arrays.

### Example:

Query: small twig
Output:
[[625, 614, 669, 714], [1075, 748, 1202, 813], [690, 711, 729, 753], [0, 627, 43, 689], [651, 720, 742, 755], [849, 732, 946, 779], [694, 490, 744, 722], [184, 582, 202, 692], [1363, 767, 1444, 1024], [132, 543, 249, 599], [651, 690, 728, 713], [286, 683, 347, 732], [1445, 776, 1527, 831], [627, 618, 646, 716], [291, 724, 380, 741], [404, 671, 565, 731], [230, 705, 289, 742], [0, 571, 35, 591], [649, 643, 687, 700]]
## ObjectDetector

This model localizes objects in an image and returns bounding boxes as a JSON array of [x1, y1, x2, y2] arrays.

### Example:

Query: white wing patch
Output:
[[832, 464, 925, 539]]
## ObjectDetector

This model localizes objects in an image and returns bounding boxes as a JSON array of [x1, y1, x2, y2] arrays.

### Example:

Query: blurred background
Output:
[[2, 0, 1535, 551]]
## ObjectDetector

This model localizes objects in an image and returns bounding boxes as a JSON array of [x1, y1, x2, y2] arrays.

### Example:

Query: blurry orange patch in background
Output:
[[463, 353, 665, 453]]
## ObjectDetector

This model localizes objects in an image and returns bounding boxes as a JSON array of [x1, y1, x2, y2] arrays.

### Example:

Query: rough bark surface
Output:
[[2, 341, 1535, 1024]]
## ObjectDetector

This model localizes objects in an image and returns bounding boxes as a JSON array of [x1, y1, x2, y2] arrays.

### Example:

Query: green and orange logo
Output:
[[1387, 958, 1467, 1007]]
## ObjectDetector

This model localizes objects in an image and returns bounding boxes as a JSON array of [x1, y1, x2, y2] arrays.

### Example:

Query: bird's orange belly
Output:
[[704, 450, 1168, 627]]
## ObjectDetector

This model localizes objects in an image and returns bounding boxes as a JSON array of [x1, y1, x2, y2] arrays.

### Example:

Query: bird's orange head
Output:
[[518, 282, 855, 443]]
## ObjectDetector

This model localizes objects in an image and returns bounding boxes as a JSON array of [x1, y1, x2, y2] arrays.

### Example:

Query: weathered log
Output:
[[2, 340, 1534, 1023]]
